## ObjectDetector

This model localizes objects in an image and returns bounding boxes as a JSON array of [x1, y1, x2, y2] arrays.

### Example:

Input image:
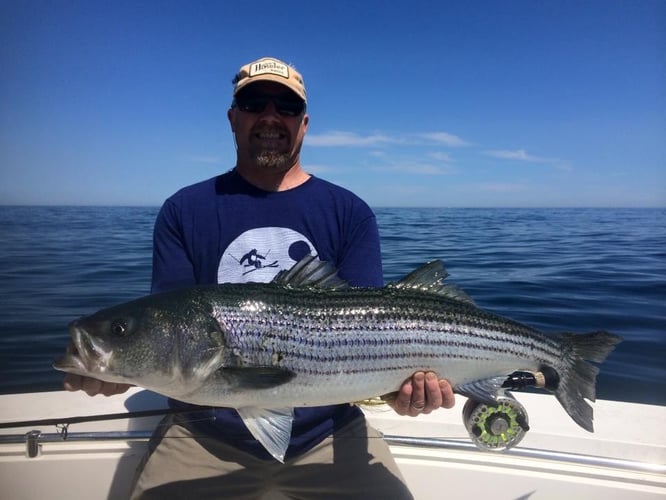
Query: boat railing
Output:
[[2, 430, 664, 476]]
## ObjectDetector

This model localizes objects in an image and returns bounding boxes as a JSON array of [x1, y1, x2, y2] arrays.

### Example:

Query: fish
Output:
[[54, 255, 622, 462]]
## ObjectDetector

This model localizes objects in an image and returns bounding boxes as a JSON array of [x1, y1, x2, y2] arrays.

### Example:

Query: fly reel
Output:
[[462, 392, 530, 451]]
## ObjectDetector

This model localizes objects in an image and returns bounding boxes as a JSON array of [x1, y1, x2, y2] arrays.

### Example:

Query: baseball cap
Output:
[[232, 57, 307, 102]]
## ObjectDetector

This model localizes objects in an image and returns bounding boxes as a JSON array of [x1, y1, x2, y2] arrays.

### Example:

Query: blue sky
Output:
[[1, 0, 664, 207]]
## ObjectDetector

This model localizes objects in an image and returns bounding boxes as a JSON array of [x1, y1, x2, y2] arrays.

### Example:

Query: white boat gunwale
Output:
[[1, 388, 664, 500]]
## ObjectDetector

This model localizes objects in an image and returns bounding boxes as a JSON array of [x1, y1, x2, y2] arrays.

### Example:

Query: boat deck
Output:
[[1, 389, 664, 499]]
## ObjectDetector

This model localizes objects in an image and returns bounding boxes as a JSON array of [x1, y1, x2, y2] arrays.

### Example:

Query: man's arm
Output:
[[151, 199, 197, 293]]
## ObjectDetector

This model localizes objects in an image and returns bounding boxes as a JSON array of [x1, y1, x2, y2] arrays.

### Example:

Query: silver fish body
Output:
[[55, 256, 621, 461]]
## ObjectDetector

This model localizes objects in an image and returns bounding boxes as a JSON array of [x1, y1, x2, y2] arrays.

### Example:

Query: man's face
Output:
[[228, 82, 309, 172]]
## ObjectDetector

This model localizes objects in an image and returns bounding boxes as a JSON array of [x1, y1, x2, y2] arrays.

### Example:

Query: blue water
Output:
[[0, 206, 664, 405]]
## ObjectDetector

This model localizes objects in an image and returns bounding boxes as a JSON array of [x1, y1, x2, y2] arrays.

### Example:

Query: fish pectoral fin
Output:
[[237, 407, 294, 463], [455, 376, 507, 405], [190, 348, 227, 381], [222, 366, 296, 389]]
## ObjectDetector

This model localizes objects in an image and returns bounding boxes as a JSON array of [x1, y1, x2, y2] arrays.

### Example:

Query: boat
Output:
[[0, 388, 664, 499]]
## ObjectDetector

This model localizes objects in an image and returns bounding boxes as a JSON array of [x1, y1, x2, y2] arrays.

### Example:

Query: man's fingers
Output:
[[63, 373, 83, 392], [100, 383, 131, 397], [391, 378, 413, 416], [439, 379, 455, 409], [408, 372, 426, 416], [81, 376, 103, 396], [422, 372, 442, 414], [390, 373, 455, 417], [63, 374, 132, 397]]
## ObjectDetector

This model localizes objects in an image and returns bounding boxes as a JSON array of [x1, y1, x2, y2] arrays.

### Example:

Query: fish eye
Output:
[[111, 319, 130, 336]]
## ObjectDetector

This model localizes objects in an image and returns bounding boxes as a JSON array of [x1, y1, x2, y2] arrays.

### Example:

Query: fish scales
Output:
[[210, 285, 564, 395]]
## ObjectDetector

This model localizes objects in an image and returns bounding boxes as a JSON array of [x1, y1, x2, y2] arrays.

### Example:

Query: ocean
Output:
[[0, 206, 664, 405]]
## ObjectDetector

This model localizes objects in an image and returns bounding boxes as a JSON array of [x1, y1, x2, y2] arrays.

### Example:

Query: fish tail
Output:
[[549, 331, 622, 432]]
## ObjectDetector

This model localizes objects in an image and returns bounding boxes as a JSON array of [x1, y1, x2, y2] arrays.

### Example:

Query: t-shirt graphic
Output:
[[217, 227, 316, 283]]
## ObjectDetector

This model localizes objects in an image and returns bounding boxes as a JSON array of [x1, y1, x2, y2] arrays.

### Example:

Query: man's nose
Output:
[[259, 100, 280, 117]]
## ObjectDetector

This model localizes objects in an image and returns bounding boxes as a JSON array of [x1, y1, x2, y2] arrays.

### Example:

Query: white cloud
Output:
[[306, 131, 392, 147], [483, 149, 572, 171], [429, 151, 455, 162], [484, 149, 547, 161], [306, 130, 468, 148], [372, 163, 457, 176], [414, 132, 468, 147]]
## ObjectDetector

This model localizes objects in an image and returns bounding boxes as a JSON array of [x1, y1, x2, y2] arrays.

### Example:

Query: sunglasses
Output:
[[233, 95, 306, 117]]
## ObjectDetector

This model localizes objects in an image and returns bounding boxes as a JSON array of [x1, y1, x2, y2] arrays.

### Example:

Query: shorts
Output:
[[130, 413, 413, 500]]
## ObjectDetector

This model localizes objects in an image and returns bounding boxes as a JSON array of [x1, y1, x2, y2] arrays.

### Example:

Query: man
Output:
[[65, 56, 454, 499]]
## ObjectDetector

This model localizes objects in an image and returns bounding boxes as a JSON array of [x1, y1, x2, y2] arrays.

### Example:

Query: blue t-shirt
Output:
[[151, 169, 383, 460]]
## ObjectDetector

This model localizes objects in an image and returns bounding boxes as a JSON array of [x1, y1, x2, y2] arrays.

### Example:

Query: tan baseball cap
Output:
[[232, 57, 307, 102]]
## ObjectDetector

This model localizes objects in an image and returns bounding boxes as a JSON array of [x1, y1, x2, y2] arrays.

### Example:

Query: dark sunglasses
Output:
[[233, 95, 306, 117]]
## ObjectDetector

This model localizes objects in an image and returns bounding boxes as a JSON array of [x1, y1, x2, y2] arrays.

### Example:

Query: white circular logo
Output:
[[218, 227, 316, 283]]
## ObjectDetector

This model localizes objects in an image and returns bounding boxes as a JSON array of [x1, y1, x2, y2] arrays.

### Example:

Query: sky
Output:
[[1, 0, 664, 207]]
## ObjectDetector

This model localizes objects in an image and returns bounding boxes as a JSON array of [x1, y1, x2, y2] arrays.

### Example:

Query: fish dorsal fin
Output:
[[390, 260, 449, 291], [438, 284, 476, 305], [237, 407, 294, 463], [389, 261, 476, 305], [272, 255, 349, 289]]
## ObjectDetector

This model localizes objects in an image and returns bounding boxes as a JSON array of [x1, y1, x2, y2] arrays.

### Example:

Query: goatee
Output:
[[255, 151, 291, 169]]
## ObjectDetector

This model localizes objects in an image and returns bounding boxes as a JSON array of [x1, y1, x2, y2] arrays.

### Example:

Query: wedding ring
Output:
[[411, 401, 426, 411]]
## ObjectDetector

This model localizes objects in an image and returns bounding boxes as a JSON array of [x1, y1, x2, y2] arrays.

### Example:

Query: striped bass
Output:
[[54, 256, 621, 461]]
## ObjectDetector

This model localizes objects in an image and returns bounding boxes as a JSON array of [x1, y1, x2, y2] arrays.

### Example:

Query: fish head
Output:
[[54, 291, 229, 395]]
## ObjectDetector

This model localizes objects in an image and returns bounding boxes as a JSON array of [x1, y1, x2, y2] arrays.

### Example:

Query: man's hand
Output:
[[63, 373, 132, 397], [389, 371, 455, 417]]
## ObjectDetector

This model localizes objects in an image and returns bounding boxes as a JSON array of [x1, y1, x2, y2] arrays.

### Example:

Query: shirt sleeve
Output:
[[151, 199, 196, 293], [336, 211, 384, 288]]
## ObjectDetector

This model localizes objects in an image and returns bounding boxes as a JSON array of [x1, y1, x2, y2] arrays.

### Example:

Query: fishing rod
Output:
[[0, 407, 210, 431]]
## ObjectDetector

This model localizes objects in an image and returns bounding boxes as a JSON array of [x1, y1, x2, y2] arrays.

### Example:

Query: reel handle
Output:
[[462, 392, 530, 451]]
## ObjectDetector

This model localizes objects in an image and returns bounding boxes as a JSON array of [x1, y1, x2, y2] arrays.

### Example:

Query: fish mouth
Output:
[[53, 320, 111, 376]]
